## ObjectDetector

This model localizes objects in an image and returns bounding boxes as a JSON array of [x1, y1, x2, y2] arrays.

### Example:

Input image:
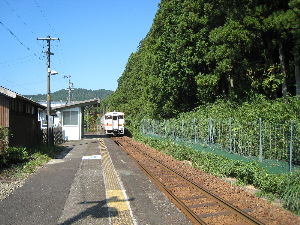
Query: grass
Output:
[[132, 130, 300, 215], [0, 144, 65, 179]]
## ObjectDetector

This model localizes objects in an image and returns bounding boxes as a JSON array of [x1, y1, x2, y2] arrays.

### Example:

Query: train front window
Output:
[[105, 115, 112, 119], [113, 116, 118, 120]]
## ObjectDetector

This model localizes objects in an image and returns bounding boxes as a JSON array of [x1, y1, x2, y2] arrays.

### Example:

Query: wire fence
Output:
[[140, 118, 300, 172]]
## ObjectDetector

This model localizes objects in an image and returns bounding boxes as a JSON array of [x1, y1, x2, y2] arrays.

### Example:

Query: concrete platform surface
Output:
[[0, 134, 192, 225]]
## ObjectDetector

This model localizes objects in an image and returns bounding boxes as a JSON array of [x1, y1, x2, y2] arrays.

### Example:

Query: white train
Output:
[[101, 111, 125, 135]]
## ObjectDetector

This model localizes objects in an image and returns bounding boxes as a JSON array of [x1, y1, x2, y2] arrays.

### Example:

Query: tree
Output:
[[107, 0, 300, 122]]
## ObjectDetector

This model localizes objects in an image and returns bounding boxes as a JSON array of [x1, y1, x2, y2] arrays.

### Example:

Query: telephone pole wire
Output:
[[37, 35, 59, 145]]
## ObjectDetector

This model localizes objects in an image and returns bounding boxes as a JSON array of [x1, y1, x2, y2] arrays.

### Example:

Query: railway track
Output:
[[114, 136, 265, 225]]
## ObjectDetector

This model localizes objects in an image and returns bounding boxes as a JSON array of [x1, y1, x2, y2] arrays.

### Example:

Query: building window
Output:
[[63, 111, 78, 125]]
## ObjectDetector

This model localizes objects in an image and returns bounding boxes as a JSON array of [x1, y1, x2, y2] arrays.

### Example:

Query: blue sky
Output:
[[0, 0, 160, 95]]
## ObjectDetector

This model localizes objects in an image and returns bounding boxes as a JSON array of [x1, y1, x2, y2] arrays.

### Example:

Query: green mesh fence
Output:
[[140, 118, 300, 174]]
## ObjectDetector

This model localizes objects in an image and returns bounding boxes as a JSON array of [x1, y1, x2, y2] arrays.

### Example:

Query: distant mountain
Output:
[[24, 88, 114, 101]]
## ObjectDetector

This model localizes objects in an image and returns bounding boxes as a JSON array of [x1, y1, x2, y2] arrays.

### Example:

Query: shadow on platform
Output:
[[83, 131, 109, 139]]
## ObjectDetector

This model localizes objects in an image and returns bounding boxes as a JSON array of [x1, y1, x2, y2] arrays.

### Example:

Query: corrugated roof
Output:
[[0, 86, 17, 98], [53, 99, 99, 110], [0, 86, 46, 109]]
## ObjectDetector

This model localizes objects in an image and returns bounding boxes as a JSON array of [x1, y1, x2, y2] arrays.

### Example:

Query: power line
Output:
[[4, 0, 36, 37], [0, 75, 44, 95], [34, 0, 71, 82], [34, 0, 58, 37], [1, 21, 29, 51], [53, 42, 69, 76], [1, 1, 70, 96], [0, 55, 31, 67], [0, 20, 42, 60], [4, 0, 44, 51]]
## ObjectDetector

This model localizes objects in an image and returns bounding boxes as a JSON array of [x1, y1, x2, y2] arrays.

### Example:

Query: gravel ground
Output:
[[115, 136, 300, 225], [0, 173, 28, 201]]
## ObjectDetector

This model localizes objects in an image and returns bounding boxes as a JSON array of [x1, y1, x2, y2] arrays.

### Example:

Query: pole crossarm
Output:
[[37, 35, 59, 145], [63, 75, 74, 104], [37, 37, 60, 41]]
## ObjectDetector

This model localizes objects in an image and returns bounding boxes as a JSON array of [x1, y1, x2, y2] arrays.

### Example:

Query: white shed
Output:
[[54, 99, 99, 140]]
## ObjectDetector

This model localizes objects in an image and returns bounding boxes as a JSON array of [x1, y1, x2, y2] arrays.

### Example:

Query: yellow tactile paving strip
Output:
[[100, 139, 135, 225]]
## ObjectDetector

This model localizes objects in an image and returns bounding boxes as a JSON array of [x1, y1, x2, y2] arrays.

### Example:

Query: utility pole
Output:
[[37, 35, 59, 145], [64, 75, 74, 104]]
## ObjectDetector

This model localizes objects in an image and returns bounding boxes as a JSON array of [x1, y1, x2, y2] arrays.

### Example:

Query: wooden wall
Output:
[[0, 95, 9, 127]]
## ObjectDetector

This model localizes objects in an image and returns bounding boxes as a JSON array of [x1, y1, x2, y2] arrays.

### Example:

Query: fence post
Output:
[[164, 120, 166, 137], [141, 119, 143, 133], [229, 118, 232, 152], [290, 121, 293, 172], [259, 118, 263, 162], [209, 118, 214, 144], [152, 119, 154, 134], [182, 119, 184, 139], [48, 127, 54, 146], [173, 121, 175, 138], [194, 118, 197, 143]]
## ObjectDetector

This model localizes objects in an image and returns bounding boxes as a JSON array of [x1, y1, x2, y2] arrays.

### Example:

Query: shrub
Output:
[[21, 153, 50, 174], [279, 171, 300, 212], [135, 132, 300, 213], [0, 127, 9, 156], [4, 147, 29, 165]]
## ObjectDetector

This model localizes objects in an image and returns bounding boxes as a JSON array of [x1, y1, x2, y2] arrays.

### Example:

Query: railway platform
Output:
[[0, 132, 191, 225]]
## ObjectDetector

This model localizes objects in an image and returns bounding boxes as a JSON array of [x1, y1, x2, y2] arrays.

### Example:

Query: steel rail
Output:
[[115, 140, 206, 225], [115, 138, 265, 225]]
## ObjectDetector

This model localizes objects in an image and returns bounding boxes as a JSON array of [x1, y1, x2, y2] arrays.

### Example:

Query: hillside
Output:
[[25, 88, 113, 102], [108, 0, 300, 121]]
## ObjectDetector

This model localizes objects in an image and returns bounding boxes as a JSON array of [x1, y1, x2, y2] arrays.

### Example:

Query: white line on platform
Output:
[[82, 155, 101, 160]]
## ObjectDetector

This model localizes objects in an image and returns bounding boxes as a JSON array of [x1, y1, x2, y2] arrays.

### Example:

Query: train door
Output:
[[112, 115, 119, 131]]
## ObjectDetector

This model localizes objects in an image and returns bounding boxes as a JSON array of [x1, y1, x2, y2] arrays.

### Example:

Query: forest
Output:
[[107, 0, 300, 122], [25, 88, 113, 102], [102, 1, 300, 213]]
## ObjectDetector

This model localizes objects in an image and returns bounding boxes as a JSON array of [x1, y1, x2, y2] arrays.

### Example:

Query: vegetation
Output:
[[0, 126, 65, 177], [25, 88, 113, 102], [134, 96, 300, 212], [141, 95, 300, 166], [104, 1, 300, 213], [0, 145, 65, 176], [4, 0, 300, 215], [107, 0, 300, 123], [0, 127, 9, 156], [132, 131, 300, 214]]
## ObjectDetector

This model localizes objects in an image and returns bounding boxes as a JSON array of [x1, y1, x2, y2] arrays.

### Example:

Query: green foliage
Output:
[[27, 144, 65, 159], [21, 153, 50, 174], [279, 171, 300, 212], [0, 145, 65, 181], [0, 127, 28, 167], [0, 127, 9, 156], [106, 0, 300, 123], [142, 96, 300, 165], [5, 147, 29, 164], [133, 132, 300, 213], [24, 88, 113, 102], [0, 147, 29, 167]]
